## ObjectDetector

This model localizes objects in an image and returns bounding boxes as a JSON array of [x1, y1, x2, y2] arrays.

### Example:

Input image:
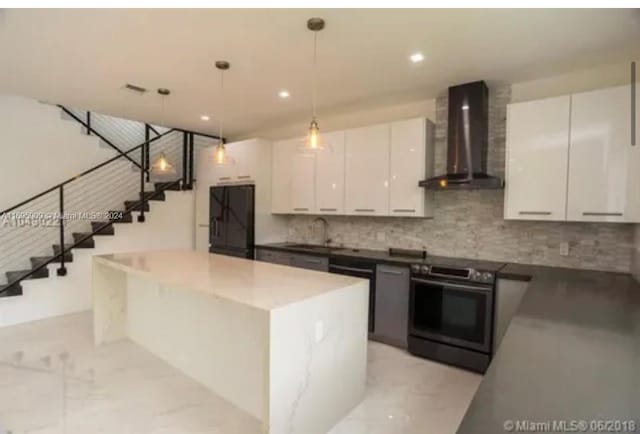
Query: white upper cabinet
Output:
[[271, 138, 295, 214], [290, 150, 316, 214], [345, 124, 390, 216], [504, 95, 571, 221], [315, 131, 345, 214], [567, 85, 640, 222], [389, 118, 433, 217]]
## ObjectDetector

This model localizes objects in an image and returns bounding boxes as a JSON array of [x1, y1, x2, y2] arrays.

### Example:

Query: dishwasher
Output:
[[328, 256, 376, 333]]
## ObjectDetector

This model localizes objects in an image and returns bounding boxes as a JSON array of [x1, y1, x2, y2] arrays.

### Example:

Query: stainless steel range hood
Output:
[[420, 81, 503, 190]]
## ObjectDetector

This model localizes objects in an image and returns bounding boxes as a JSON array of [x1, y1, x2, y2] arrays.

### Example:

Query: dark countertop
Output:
[[256, 242, 506, 272], [458, 266, 640, 433]]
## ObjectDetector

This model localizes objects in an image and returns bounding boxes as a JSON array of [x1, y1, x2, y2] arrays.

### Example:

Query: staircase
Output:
[[0, 103, 206, 302]]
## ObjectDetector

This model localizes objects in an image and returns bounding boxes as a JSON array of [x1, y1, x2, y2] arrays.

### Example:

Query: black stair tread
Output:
[[142, 191, 165, 201], [53, 242, 93, 253], [0, 282, 22, 297], [30, 254, 73, 267], [72, 232, 95, 248], [91, 221, 115, 235], [124, 201, 150, 212], [109, 211, 132, 223], [6, 267, 49, 281], [155, 182, 181, 191]]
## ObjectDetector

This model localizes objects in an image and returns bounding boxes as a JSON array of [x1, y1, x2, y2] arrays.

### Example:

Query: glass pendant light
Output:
[[299, 17, 327, 153], [150, 88, 177, 177], [213, 60, 234, 166]]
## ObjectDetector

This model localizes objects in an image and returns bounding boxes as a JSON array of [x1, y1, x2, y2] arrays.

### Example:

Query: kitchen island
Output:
[[92, 250, 369, 434]]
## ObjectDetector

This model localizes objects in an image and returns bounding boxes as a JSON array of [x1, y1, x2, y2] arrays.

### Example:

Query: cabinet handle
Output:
[[218, 176, 231, 181], [380, 269, 404, 276], [518, 211, 551, 216], [632, 61, 636, 147], [304, 258, 322, 264], [355, 208, 375, 212], [392, 209, 416, 213], [582, 212, 623, 217], [237, 175, 251, 179], [320, 208, 337, 212], [293, 207, 309, 211]]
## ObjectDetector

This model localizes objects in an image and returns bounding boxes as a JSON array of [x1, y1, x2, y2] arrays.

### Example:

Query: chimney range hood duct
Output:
[[420, 81, 503, 190]]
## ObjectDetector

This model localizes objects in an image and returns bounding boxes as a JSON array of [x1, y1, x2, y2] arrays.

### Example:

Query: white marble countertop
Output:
[[94, 249, 364, 311]]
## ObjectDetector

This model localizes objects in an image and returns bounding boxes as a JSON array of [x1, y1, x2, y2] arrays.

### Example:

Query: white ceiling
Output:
[[1, 9, 639, 138]]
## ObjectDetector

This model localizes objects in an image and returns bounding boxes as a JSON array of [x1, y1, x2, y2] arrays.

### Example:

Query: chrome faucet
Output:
[[313, 217, 331, 247]]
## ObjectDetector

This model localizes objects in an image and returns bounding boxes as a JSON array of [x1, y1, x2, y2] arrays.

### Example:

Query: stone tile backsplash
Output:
[[286, 84, 635, 273]]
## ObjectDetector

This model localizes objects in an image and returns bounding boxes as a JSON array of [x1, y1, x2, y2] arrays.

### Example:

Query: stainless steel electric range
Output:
[[408, 261, 497, 373]]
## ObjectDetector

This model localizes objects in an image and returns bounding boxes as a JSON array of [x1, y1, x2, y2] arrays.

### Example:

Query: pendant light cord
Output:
[[219, 69, 224, 146], [312, 31, 318, 120]]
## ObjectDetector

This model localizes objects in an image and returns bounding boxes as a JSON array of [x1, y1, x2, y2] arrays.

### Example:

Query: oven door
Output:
[[409, 277, 492, 353]]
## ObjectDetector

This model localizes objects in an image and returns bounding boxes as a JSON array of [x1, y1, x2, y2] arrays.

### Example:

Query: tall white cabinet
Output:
[[504, 96, 571, 221], [345, 124, 390, 216], [567, 85, 640, 222], [505, 80, 640, 223]]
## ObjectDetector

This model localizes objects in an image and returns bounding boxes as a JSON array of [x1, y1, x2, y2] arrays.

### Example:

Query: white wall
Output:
[[511, 60, 636, 103], [0, 95, 117, 210], [239, 98, 437, 141], [0, 190, 195, 327]]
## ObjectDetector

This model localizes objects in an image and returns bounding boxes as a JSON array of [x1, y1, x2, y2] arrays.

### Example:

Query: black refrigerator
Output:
[[209, 185, 255, 259]]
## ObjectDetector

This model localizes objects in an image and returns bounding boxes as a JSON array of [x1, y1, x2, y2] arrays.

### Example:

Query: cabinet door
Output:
[[345, 124, 390, 215], [289, 254, 329, 272], [390, 118, 426, 217], [231, 140, 257, 183], [271, 139, 295, 213], [374, 264, 410, 348], [290, 151, 316, 214], [567, 85, 640, 222], [504, 96, 570, 221], [256, 249, 292, 266], [315, 131, 345, 214]]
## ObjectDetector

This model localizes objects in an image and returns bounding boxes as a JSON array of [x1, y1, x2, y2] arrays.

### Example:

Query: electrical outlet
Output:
[[315, 320, 324, 343], [559, 242, 570, 256], [376, 232, 386, 243]]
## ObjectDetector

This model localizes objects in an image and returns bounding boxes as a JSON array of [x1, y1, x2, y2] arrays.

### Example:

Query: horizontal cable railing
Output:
[[0, 128, 184, 292]]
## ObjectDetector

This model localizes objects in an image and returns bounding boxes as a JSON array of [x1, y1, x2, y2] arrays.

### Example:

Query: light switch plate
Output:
[[559, 242, 570, 256], [376, 232, 386, 243]]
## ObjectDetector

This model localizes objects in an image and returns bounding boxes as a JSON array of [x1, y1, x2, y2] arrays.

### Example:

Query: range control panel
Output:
[[410, 264, 495, 285]]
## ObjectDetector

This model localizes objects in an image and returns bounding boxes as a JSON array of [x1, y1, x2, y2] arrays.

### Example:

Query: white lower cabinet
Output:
[[345, 123, 390, 216], [567, 85, 640, 222], [504, 95, 571, 221]]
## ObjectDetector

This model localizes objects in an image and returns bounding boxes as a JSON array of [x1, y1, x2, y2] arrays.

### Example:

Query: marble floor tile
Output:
[[0, 312, 481, 434]]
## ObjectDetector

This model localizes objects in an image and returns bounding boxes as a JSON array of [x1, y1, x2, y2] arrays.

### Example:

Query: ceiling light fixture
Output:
[[213, 60, 234, 166], [410, 52, 424, 63], [300, 17, 327, 153], [200, 115, 210, 121], [278, 90, 290, 99], [150, 88, 177, 178]]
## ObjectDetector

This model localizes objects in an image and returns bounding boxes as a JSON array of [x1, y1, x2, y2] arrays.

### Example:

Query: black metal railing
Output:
[[0, 105, 224, 296]]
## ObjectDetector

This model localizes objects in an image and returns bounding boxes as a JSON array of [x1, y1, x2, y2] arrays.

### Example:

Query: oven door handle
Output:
[[329, 264, 374, 275], [411, 277, 492, 293]]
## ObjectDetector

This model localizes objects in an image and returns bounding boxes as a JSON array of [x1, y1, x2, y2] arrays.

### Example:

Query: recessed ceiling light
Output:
[[200, 115, 210, 121], [410, 52, 424, 63], [278, 90, 290, 99]]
